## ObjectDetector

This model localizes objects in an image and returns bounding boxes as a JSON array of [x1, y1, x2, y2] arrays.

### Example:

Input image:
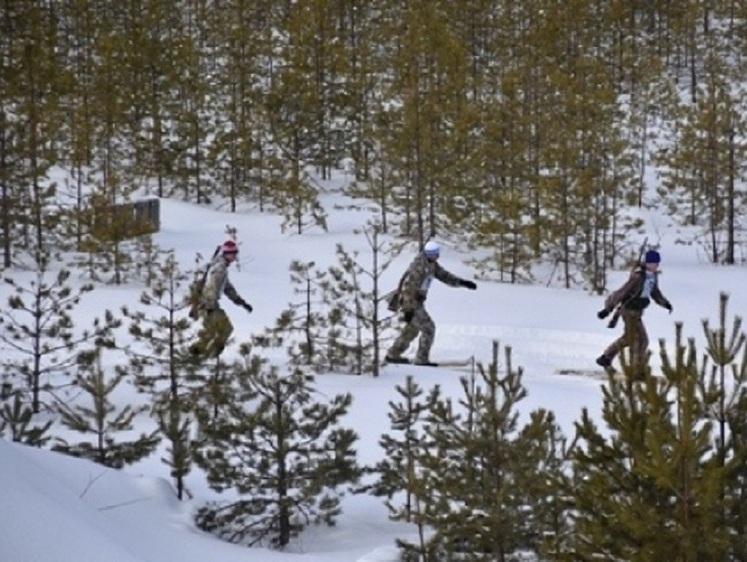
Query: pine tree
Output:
[[701, 292, 746, 464], [0, 0, 24, 269], [333, 3, 383, 184], [122, 252, 198, 498], [515, 408, 573, 559], [438, 30, 510, 274], [66, 2, 151, 285], [0, 249, 118, 413], [376, 2, 474, 242], [193, 351, 360, 549], [0, 109, 22, 270], [155, 396, 193, 501], [132, 233, 171, 288], [57, 0, 98, 249], [124, 251, 196, 386], [72, 193, 161, 285], [319, 245, 362, 373], [52, 349, 160, 469], [369, 374, 445, 561], [0, 389, 52, 446], [654, 59, 747, 264], [371, 375, 441, 524], [567, 323, 734, 560], [320, 225, 401, 376], [125, 0, 187, 200], [206, 0, 277, 210], [254, 259, 330, 371], [396, 341, 567, 560], [263, 16, 328, 235], [699, 292, 747, 557], [6, 0, 70, 258]]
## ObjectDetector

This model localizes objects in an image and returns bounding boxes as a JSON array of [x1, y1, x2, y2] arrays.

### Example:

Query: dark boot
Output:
[[385, 355, 410, 364], [414, 355, 438, 367]]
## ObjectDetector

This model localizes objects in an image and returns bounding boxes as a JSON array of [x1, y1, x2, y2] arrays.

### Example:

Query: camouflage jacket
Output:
[[199, 254, 243, 312], [399, 252, 463, 312], [604, 266, 670, 312]]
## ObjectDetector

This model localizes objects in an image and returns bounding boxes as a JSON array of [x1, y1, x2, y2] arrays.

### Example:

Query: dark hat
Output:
[[644, 250, 660, 264]]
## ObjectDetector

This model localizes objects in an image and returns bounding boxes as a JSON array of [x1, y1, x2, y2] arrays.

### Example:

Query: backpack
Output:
[[386, 271, 408, 312], [188, 245, 220, 318]]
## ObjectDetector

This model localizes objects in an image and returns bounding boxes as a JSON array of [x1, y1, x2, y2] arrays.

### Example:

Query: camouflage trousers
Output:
[[191, 308, 234, 358], [387, 304, 436, 363], [603, 308, 649, 370]]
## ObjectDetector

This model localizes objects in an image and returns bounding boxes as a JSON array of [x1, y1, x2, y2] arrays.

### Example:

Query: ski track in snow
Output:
[[433, 323, 605, 375]]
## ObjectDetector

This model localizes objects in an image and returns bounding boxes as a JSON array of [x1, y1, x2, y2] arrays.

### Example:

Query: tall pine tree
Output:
[[123, 252, 197, 498], [567, 323, 735, 560], [0, 249, 117, 413]]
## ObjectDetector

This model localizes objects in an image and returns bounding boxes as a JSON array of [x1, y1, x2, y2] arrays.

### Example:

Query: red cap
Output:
[[221, 240, 238, 255]]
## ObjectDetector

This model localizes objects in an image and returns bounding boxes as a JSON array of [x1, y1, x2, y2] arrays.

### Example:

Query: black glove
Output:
[[402, 309, 414, 323], [597, 308, 611, 320], [665, 302, 673, 314], [460, 279, 477, 290], [235, 298, 253, 313]]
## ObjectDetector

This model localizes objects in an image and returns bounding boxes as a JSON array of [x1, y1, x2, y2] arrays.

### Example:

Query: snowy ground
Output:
[[1, 175, 745, 561]]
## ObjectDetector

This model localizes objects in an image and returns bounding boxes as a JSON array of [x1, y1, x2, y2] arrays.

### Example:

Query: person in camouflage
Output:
[[189, 240, 253, 359], [385, 240, 477, 366], [596, 249, 673, 378]]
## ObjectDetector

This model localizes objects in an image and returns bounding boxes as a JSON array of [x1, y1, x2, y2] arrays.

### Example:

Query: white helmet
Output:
[[423, 240, 440, 257]]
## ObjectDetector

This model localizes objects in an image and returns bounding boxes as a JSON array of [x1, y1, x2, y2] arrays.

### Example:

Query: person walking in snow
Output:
[[595, 249, 673, 378], [385, 240, 477, 366], [189, 239, 253, 360]]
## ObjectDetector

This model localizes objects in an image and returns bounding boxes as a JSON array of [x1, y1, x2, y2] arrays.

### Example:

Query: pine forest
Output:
[[2, 1, 747, 560]]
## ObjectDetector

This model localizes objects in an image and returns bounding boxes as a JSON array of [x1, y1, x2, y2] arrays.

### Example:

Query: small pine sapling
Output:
[[52, 349, 160, 469], [194, 351, 360, 549]]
